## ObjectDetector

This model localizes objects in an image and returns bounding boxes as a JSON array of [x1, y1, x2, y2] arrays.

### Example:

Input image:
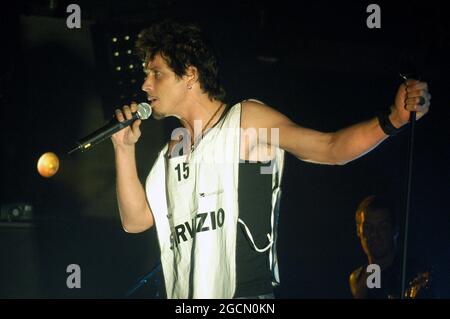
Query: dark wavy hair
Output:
[[135, 19, 226, 102]]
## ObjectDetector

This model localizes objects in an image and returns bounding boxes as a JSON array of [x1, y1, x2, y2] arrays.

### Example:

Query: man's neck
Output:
[[178, 95, 223, 142]]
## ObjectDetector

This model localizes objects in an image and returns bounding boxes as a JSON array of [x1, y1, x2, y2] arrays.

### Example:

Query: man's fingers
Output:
[[123, 105, 133, 120], [416, 103, 430, 118], [405, 97, 429, 112], [115, 108, 125, 122], [400, 80, 431, 118], [406, 81, 428, 92], [132, 119, 142, 129], [130, 101, 137, 113], [405, 96, 423, 106], [131, 119, 142, 136], [404, 81, 431, 112], [405, 79, 420, 86], [115, 102, 140, 122], [406, 89, 427, 99]]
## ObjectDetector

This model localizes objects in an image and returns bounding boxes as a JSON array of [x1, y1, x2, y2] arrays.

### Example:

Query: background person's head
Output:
[[355, 195, 399, 262]]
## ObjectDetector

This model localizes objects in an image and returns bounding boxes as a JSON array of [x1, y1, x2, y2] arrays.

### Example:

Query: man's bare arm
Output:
[[112, 103, 154, 233], [115, 146, 154, 233], [242, 80, 430, 165]]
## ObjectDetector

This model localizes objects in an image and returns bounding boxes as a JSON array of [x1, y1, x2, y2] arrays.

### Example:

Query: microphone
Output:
[[68, 102, 152, 154]]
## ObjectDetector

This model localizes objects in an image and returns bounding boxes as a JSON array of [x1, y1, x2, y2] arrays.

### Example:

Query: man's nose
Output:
[[142, 77, 152, 92]]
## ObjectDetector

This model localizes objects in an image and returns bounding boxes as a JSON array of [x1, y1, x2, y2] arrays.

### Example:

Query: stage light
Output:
[[37, 152, 60, 178], [112, 37, 117, 42], [106, 32, 144, 104]]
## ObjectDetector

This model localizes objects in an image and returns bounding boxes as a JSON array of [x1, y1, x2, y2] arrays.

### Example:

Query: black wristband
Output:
[[377, 111, 405, 136]]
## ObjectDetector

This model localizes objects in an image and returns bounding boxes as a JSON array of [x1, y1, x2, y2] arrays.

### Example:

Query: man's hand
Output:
[[390, 79, 431, 128], [111, 102, 143, 149]]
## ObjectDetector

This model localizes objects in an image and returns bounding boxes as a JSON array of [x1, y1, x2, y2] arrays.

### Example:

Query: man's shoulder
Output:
[[349, 265, 366, 283], [349, 265, 368, 298], [240, 99, 265, 129], [240, 99, 290, 130], [350, 265, 365, 278], [240, 99, 267, 115]]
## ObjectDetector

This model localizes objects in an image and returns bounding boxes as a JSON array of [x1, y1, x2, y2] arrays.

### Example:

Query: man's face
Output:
[[141, 54, 187, 119], [359, 209, 395, 260]]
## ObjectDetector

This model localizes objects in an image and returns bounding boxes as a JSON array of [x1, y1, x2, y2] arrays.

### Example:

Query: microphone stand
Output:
[[400, 110, 416, 299], [126, 262, 162, 298], [399, 73, 417, 299]]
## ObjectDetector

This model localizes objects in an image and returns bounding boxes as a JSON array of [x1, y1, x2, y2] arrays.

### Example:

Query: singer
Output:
[[111, 19, 430, 299]]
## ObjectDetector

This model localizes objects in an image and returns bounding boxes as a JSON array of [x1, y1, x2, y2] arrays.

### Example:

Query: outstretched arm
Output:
[[243, 79, 430, 165]]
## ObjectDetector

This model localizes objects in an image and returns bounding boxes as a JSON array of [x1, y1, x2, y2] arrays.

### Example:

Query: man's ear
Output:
[[185, 65, 199, 88]]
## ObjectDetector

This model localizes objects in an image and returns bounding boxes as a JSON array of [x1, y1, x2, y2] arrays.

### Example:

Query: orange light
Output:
[[37, 152, 60, 178]]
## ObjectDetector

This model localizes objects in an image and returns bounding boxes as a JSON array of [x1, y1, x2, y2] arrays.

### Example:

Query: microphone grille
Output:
[[137, 102, 152, 120]]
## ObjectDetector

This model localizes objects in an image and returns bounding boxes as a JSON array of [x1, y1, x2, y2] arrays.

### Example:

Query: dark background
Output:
[[0, 0, 448, 298]]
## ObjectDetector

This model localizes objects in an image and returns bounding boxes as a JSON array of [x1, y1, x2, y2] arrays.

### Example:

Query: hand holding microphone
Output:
[[111, 102, 149, 149], [68, 102, 152, 154]]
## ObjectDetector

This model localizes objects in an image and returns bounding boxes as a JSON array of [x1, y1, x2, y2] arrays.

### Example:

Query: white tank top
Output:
[[145, 101, 284, 298]]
